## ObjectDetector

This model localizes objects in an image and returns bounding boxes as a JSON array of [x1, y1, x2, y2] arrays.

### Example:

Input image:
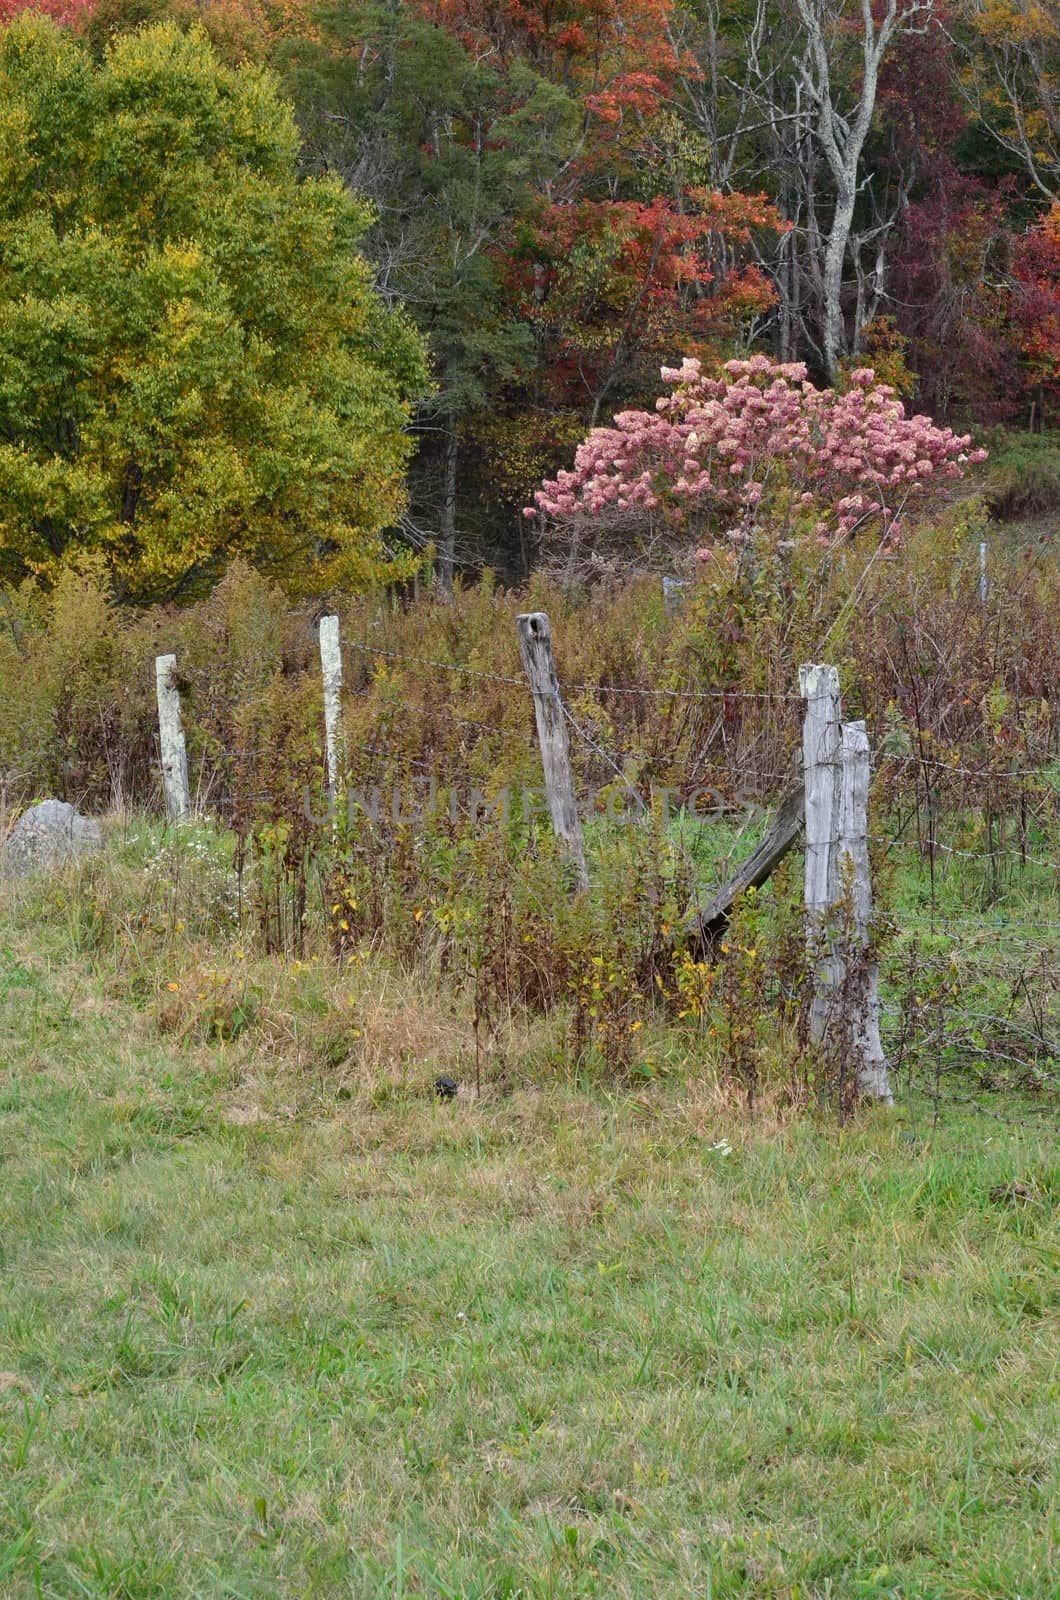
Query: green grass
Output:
[[0, 842, 1057, 1599], [979, 429, 1060, 530]]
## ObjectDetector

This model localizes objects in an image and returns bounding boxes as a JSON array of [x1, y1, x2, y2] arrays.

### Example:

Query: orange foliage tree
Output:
[[416, 0, 688, 126], [1012, 201, 1060, 418], [517, 190, 784, 423]]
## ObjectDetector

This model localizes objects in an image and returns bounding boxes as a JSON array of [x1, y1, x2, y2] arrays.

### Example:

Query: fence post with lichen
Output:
[[800, 663, 843, 1047], [799, 662, 891, 1103], [318, 614, 344, 811], [516, 611, 589, 891], [838, 720, 892, 1102], [155, 653, 191, 823]]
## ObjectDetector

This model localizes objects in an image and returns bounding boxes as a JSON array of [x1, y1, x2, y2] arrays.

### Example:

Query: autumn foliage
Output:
[[518, 192, 782, 414], [415, 0, 687, 121], [0, 15, 425, 600], [0, 0, 91, 20], [1, 0, 1057, 591], [1012, 202, 1060, 405]]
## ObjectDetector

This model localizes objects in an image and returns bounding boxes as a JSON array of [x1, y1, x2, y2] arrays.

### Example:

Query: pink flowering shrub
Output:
[[528, 355, 986, 566]]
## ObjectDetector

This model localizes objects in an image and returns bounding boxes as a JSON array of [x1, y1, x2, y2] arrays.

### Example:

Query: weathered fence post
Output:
[[800, 663, 843, 1046], [838, 721, 892, 1103], [318, 614, 344, 808], [979, 539, 989, 607], [155, 653, 191, 823], [799, 663, 892, 1103], [662, 575, 691, 616], [516, 611, 589, 891]]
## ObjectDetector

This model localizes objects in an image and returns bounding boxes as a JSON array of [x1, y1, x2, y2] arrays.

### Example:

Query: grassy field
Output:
[[0, 834, 1057, 1600]]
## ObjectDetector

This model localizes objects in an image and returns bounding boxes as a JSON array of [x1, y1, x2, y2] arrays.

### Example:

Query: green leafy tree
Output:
[[0, 15, 427, 600]]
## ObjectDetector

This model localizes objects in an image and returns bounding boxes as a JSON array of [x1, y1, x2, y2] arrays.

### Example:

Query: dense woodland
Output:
[[0, 0, 1057, 595]]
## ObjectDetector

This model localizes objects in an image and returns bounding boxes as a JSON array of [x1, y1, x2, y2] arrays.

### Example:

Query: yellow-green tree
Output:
[[957, 0, 1059, 201], [0, 16, 427, 600]]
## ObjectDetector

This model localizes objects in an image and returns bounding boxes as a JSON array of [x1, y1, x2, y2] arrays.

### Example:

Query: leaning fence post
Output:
[[516, 612, 589, 891], [799, 663, 843, 1047], [155, 653, 191, 823], [838, 721, 892, 1103], [318, 614, 344, 808]]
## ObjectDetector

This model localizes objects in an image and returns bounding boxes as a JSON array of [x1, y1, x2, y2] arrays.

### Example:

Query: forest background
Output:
[[1, 0, 1058, 596]]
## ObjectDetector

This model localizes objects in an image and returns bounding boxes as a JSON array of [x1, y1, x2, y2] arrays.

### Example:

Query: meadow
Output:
[[0, 811, 1056, 1600], [1, 485, 1058, 1597]]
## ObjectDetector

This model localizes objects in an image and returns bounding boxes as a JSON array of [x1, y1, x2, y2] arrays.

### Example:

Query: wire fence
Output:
[[115, 610, 1060, 1125], [329, 630, 1060, 1123]]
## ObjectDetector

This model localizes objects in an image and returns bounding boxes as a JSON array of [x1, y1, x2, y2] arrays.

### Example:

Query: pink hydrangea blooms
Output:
[[527, 355, 986, 550]]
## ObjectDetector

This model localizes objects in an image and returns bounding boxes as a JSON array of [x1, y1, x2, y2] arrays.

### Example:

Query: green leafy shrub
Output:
[[982, 431, 1060, 522]]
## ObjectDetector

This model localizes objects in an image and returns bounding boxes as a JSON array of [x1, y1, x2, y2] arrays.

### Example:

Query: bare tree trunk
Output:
[[821, 175, 856, 382], [794, 0, 933, 382], [438, 417, 458, 599], [778, 226, 794, 361]]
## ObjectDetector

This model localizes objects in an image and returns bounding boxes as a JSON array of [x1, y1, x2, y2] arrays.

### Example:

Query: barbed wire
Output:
[[561, 702, 647, 803], [895, 1084, 1059, 1128], [879, 755, 1060, 783], [345, 637, 803, 704], [907, 928, 1054, 963], [575, 680, 802, 704], [927, 839, 1060, 872]]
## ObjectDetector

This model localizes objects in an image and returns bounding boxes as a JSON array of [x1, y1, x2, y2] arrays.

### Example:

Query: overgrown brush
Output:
[[982, 429, 1060, 522], [2, 514, 1057, 824], [1, 515, 1057, 1108]]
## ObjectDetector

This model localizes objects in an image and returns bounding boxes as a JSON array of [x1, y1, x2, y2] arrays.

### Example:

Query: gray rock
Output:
[[1, 799, 103, 878]]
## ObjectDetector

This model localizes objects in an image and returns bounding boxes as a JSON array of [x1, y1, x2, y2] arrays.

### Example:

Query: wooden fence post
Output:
[[318, 614, 344, 807], [516, 611, 589, 891], [155, 653, 191, 823], [838, 721, 892, 1103], [799, 663, 843, 1046], [662, 575, 691, 616], [799, 663, 892, 1103]]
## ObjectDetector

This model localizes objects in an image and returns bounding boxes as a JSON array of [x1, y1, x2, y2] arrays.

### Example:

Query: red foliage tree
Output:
[[517, 189, 783, 421], [889, 168, 1020, 422], [877, 2, 968, 162], [416, 0, 687, 123], [1011, 201, 1060, 419], [0, 0, 94, 22]]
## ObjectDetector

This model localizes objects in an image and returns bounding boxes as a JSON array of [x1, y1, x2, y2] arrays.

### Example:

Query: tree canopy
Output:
[[0, 15, 427, 600], [2, 0, 1058, 589]]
